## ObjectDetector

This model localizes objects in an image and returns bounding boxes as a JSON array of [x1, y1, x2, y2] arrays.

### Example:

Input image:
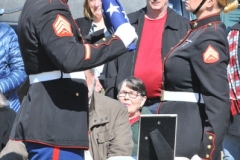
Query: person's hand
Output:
[[114, 23, 138, 48], [94, 77, 103, 93]]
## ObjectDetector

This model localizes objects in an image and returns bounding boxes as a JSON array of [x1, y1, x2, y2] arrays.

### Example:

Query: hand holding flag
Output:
[[102, 0, 137, 50]]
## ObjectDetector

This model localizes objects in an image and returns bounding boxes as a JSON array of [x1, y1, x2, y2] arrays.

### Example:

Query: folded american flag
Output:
[[102, 0, 136, 51]]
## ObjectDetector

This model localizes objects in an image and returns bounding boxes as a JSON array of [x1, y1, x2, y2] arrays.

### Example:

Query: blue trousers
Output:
[[222, 134, 240, 160], [146, 102, 160, 114], [24, 142, 84, 160]]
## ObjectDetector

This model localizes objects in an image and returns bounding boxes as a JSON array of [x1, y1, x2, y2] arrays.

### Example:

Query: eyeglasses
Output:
[[118, 91, 141, 99]]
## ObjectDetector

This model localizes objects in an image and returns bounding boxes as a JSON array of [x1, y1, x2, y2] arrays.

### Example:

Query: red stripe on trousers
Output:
[[52, 147, 60, 160]]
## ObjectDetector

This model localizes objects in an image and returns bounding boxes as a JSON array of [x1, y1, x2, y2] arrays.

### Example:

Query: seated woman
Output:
[[117, 77, 152, 157]]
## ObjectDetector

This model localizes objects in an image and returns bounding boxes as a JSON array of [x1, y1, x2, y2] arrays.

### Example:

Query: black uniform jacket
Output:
[[0, 107, 16, 151], [100, 7, 190, 99], [159, 14, 230, 159], [10, 0, 127, 148], [227, 22, 240, 137]]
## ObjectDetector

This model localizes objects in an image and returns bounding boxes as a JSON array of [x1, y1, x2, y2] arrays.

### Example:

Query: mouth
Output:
[[94, 8, 101, 11], [124, 103, 130, 107], [151, 0, 159, 4], [151, 1, 159, 4]]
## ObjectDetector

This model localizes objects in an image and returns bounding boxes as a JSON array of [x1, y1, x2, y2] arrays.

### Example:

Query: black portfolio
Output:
[[137, 114, 177, 160]]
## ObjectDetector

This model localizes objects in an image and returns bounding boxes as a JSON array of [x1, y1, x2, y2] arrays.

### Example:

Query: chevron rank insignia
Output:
[[53, 14, 73, 37], [203, 45, 219, 63]]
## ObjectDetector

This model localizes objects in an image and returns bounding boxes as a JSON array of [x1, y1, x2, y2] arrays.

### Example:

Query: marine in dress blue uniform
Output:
[[10, 0, 136, 159], [159, 14, 230, 160]]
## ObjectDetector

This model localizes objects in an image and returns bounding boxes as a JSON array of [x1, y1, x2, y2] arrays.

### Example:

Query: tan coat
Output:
[[89, 91, 133, 160]]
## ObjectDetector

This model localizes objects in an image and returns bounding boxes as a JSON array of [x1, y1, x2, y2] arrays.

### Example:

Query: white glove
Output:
[[175, 155, 201, 160], [191, 155, 202, 160], [114, 23, 138, 48]]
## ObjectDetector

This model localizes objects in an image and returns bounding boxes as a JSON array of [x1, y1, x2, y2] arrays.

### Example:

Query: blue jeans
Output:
[[222, 133, 240, 160]]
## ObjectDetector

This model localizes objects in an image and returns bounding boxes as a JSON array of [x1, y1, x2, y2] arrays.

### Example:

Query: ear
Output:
[[205, 0, 215, 8], [140, 96, 147, 107]]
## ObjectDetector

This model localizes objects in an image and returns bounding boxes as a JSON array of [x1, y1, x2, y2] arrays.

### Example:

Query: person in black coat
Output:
[[100, 0, 190, 114], [159, 0, 238, 159], [0, 93, 16, 152]]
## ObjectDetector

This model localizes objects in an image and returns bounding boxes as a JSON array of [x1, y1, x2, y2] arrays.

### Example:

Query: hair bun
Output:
[[223, 0, 239, 13], [217, 0, 228, 6]]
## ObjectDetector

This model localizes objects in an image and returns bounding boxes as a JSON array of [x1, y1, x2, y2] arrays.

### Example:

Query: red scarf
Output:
[[129, 114, 140, 126], [227, 29, 240, 115]]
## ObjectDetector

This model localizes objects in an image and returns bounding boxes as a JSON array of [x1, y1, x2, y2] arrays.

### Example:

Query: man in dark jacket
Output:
[[101, 0, 190, 113], [9, 0, 137, 159]]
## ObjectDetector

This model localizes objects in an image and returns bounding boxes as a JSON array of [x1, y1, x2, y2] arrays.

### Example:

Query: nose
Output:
[[124, 93, 130, 99], [94, 0, 101, 7]]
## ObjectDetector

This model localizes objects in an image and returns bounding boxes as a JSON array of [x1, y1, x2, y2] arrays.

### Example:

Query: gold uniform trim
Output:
[[206, 154, 210, 159], [207, 145, 211, 149], [193, 22, 198, 27], [208, 136, 213, 140]]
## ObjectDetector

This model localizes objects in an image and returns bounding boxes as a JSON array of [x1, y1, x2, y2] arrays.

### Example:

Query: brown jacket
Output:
[[0, 91, 133, 160], [89, 91, 133, 160]]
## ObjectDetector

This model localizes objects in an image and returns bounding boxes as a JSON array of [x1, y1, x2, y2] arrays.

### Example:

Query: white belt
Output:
[[161, 90, 204, 104], [29, 70, 85, 84]]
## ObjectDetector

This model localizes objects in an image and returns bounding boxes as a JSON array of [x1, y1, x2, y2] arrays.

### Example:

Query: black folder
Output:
[[137, 114, 177, 160]]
